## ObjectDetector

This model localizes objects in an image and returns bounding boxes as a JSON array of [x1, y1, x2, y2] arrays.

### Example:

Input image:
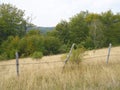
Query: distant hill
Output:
[[38, 27, 55, 34], [27, 26, 55, 34]]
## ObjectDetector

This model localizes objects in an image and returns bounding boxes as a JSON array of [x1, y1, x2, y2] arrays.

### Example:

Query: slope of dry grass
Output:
[[0, 46, 120, 90]]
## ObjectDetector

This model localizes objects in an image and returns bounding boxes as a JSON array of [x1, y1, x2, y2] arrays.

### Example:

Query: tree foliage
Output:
[[55, 20, 70, 44], [0, 3, 27, 44], [54, 10, 120, 49], [1, 7, 120, 60], [69, 11, 89, 44]]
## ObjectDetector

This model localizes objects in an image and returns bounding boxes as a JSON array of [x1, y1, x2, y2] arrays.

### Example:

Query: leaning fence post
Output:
[[106, 43, 112, 64], [62, 43, 75, 71], [15, 52, 19, 76], [64, 43, 75, 64]]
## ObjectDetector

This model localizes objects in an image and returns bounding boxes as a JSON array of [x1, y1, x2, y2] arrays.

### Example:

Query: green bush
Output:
[[0, 53, 8, 60], [26, 30, 41, 36], [43, 36, 62, 55], [31, 51, 43, 60], [0, 36, 19, 60], [18, 35, 44, 57], [70, 48, 85, 64], [59, 44, 69, 53]]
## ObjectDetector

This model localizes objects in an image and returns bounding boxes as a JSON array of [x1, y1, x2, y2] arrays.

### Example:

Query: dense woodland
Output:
[[0, 3, 120, 60]]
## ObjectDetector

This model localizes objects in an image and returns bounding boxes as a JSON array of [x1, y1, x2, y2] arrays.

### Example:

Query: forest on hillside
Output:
[[0, 3, 120, 60]]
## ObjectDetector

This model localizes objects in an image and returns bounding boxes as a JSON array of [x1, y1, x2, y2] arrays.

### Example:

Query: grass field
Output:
[[0, 46, 120, 90]]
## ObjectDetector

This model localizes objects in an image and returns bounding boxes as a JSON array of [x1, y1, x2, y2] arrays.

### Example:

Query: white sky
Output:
[[1, 0, 120, 27]]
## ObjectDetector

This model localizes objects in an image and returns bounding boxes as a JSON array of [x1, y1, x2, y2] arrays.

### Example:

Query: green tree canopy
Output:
[[101, 10, 120, 45], [0, 3, 27, 44], [55, 20, 70, 44], [69, 11, 89, 44]]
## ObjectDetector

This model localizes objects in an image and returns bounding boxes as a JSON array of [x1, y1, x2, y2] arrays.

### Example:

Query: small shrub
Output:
[[70, 48, 85, 64], [31, 52, 43, 60], [0, 53, 8, 61], [59, 44, 68, 53], [61, 54, 67, 61]]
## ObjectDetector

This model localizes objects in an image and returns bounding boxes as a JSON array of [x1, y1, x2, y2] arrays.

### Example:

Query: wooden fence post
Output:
[[64, 43, 75, 64], [106, 43, 112, 64], [62, 43, 75, 71], [15, 52, 19, 76]]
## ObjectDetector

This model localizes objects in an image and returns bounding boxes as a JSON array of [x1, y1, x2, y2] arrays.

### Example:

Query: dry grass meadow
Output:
[[0, 46, 120, 90]]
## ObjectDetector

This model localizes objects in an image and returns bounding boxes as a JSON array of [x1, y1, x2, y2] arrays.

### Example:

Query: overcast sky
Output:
[[1, 0, 120, 27]]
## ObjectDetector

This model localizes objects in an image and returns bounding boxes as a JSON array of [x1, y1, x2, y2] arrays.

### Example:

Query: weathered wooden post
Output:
[[106, 43, 112, 64], [64, 43, 75, 64], [62, 43, 75, 71], [16, 52, 19, 76]]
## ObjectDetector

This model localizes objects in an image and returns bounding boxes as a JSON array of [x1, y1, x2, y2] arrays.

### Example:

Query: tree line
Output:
[[0, 3, 120, 60], [53, 11, 120, 49]]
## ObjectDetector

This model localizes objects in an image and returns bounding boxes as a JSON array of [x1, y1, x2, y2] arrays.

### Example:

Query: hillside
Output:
[[0, 46, 120, 66], [0, 46, 120, 90], [27, 26, 55, 34], [38, 27, 55, 34]]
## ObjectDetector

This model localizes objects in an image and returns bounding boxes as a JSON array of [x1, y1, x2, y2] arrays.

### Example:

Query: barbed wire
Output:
[[20, 60, 64, 65], [0, 54, 119, 66], [83, 54, 120, 60], [0, 53, 120, 75], [0, 60, 64, 66]]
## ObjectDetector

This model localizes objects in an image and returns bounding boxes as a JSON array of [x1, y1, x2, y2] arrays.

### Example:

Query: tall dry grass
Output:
[[0, 60, 120, 90], [0, 47, 120, 90]]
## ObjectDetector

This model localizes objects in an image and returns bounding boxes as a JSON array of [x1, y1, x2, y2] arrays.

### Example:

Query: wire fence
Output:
[[83, 54, 120, 60], [0, 43, 120, 76], [0, 54, 119, 66], [0, 60, 65, 76], [0, 54, 120, 73], [0, 60, 64, 66]]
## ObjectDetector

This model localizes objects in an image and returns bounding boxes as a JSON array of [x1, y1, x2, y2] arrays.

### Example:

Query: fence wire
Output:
[[0, 60, 64, 66], [20, 60, 64, 65], [83, 54, 120, 60], [0, 54, 120, 75], [0, 54, 120, 66]]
